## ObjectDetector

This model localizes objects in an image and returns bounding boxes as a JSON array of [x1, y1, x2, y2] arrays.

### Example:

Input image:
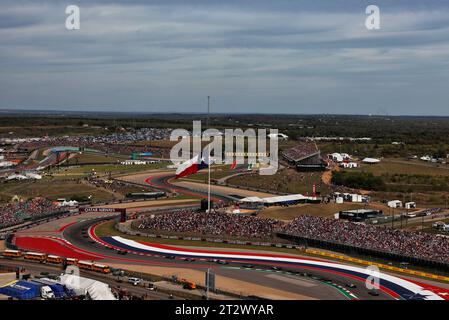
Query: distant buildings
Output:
[[120, 160, 157, 165], [307, 137, 372, 142], [338, 209, 383, 222], [405, 202, 416, 209], [387, 200, 402, 208], [267, 133, 288, 140], [328, 152, 359, 168], [420, 155, 446, 164], [329, 152, 349, 163], [332, 192, 369, 203], [339, 162, 358, 169]]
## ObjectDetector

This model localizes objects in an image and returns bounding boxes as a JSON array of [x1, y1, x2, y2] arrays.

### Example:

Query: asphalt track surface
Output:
[[63, 217, 391, 300], [140, 171, 237, 203], [10, 170, 432, 300]]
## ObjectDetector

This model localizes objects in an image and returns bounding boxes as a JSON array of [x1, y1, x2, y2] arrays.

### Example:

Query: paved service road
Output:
[[0, 258, 182, 300]]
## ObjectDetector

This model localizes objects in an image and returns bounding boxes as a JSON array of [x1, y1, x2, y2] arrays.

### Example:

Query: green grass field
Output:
[[68, 152, 127, 164], [343, 158, 449, 194], [179, 166, 237, 183], [227, 168, 329, 195], [54, 162, 168, 178], [354, 158, 449, 176], [258, 202, 388, 220], [0, 178, 115, 203]]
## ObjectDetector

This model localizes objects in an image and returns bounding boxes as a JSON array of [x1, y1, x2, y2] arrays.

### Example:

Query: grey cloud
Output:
[[0, 1, 449, 115]]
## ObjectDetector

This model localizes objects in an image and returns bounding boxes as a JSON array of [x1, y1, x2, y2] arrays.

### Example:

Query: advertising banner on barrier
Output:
[[78, 207, 126, 214]]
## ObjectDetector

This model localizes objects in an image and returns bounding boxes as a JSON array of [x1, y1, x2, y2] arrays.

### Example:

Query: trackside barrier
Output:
[[278, 233, 449, 272], [305, 249, 449, 283]]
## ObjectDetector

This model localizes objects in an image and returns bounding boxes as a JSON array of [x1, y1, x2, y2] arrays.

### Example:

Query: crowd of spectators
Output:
[[136, 210, 449, 263], [15, 128, 172, 157], [282, 141, 319, 162], [137, 209, 284, 240], [0, 197, 61, 228], [283, 215, 449, 263]]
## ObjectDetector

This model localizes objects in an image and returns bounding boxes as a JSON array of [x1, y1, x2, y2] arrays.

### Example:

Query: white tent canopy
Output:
[[57, 274, 116, 300], [239, 196, 264, 203], [240, 194, 308, 204], [362, 157, 381, 164]]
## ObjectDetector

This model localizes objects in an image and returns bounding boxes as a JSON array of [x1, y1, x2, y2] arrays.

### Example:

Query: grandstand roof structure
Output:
[[239, 194, 309, 205]]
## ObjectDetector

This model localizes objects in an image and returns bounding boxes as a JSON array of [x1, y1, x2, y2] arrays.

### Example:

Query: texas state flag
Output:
[[175, 152, 210, 178]]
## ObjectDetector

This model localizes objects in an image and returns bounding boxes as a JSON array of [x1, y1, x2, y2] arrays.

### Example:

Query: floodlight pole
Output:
[[206, 268, 210, 300], [207, 96, 211, 214]]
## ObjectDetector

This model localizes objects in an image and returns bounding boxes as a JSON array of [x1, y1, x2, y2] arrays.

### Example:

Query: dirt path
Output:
[[322, 162, 339, 186]]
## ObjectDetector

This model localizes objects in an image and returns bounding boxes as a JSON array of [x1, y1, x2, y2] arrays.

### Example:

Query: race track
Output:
[[8, 170, 449, 300]]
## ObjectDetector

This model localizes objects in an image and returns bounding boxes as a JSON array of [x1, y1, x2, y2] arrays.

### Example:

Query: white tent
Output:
[[25, 172, 42, 180], [5, 174, 28, 181], [263, 194, 308, 204], [268, 133, 288, 140], [388, 200, 402, 208], [405, 202, 416, 209], [239, 196, 263, 203], [239, 194, 308, 205], [59, 200, 79, 207], [58, 274, 116, 300], [330, 153, 343, 162]]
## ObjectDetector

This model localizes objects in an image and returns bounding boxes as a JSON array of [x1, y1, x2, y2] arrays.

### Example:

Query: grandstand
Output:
[[282, 141, 327, 171]]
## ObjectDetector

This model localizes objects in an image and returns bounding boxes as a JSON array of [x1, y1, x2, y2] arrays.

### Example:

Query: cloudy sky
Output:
[[1, 0, 449, 115]]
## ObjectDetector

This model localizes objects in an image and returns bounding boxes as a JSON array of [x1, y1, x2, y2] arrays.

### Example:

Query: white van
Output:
[[128, 277, 142, 286], [41, 286, 55, 299]]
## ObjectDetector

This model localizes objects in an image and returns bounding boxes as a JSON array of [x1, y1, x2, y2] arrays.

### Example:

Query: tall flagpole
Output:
[[207, 96, 211, 213]]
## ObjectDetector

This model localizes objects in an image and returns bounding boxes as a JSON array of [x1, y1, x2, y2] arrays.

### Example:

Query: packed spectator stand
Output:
[[282, 141, 320, 162], [282, 215, 449, 264], [136, 210, 449, 264], [14, 128, 172, 158], [137, 209, 284, 240], [0, 198, 61, 228]]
